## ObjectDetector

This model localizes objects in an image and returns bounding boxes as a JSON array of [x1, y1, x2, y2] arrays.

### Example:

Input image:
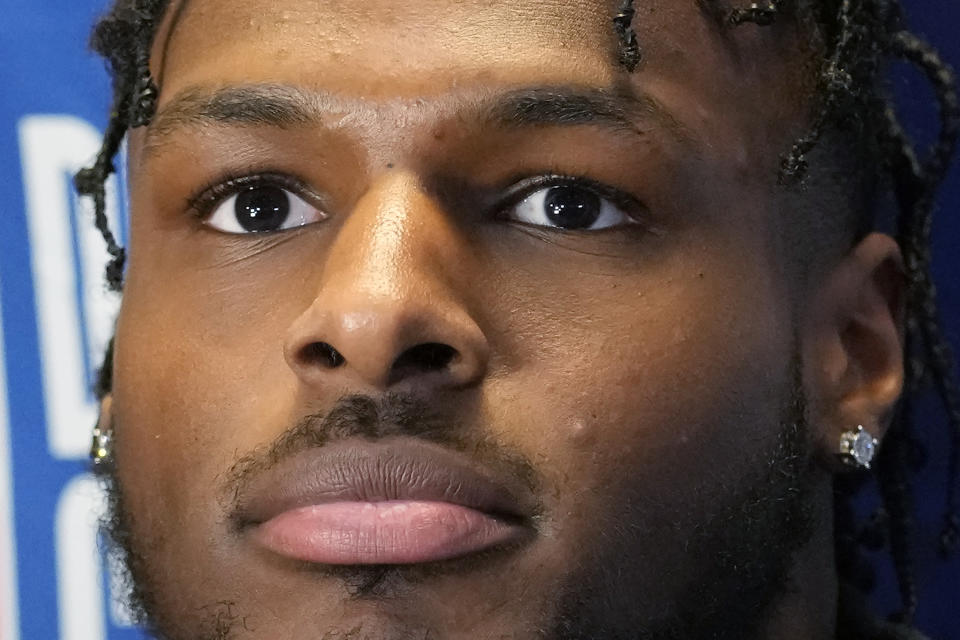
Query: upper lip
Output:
[[232, 437, 539, 528]]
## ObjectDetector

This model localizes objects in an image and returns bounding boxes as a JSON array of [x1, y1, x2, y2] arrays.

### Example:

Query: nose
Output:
[[283, 173, 489, 391]]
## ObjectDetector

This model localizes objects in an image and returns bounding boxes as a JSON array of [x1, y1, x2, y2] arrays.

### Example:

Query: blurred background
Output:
[[0, 1, 957, 638]]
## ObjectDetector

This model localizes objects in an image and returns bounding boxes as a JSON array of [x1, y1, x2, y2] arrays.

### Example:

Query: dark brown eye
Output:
[[507, 183, 633, 231], [543, 186, 602, 230], [203, 184, 325, 234], [234, 186, 292, 232]]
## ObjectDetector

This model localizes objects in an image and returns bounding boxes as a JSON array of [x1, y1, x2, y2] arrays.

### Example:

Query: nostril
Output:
[[300, 342, 346, 369], [390, 343, 458, 381]]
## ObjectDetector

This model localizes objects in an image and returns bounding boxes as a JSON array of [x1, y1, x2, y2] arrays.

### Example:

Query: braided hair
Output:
[[78, 0, 960, 627], [714, 0, 960, 625]]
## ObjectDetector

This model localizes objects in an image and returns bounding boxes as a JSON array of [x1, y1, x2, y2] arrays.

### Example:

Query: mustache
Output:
[[220, 392, 541, 509]]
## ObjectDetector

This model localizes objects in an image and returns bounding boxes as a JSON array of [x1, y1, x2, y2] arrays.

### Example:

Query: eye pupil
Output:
[[235, 186, 291, 232], [544, 186, 601, 230]]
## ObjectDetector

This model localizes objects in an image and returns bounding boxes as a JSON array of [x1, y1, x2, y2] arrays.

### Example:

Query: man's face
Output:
[[110, 1, 835, 638]]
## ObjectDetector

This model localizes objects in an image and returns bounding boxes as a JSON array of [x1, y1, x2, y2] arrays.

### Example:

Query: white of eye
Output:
[[507, 185, 632, 231], [205, 185, 325, 234]]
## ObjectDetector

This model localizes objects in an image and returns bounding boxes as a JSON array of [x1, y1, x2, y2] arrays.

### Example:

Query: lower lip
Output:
[[252, 501, 525, 565]]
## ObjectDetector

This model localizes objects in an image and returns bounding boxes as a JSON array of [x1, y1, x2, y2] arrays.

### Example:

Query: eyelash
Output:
[[186, 172, 317, 218], [185, 171, 645, 224], [497, 174, 645, 222]]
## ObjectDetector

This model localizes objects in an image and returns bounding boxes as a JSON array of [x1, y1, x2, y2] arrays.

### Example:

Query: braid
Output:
[[73, 112, 128, 292], [614, 0, 642, 71], [130, 2, 162, 126], [783, 0, 884, 183], [886, 29, 960, 557], [888, 32, 960, 183], [130, 66, 159, 129], [74, 0, 169, 291]]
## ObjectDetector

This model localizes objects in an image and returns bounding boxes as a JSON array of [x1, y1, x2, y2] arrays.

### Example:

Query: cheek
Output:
[[109, 273, 302, 541], [485, 234, 795, 525], [114, 224, 327, 461]]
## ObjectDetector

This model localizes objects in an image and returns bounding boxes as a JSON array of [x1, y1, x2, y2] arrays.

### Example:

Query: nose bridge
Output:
[[325, 172, 463, 319], [284, 172, 487, 389]]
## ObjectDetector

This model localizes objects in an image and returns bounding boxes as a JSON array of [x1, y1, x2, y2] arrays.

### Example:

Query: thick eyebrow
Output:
[[144, 84, 323, 155], [143, 83, 691, 157], [483, 86, 691, 142]]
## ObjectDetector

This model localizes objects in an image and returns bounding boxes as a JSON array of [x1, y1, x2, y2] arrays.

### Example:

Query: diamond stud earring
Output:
[[90, 423, 113, 466], [838, 425, 879, 470]]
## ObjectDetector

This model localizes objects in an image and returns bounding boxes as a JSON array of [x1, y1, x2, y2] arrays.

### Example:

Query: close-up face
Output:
[[102, 1, 906, 638]]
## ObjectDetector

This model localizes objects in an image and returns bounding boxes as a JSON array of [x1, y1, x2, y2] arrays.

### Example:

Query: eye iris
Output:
[[235, 186, 291, 232], [543, 186, 601, 230]]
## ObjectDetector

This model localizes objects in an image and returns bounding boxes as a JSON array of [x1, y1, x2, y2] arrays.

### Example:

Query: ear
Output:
[[802, 233, 905, 472], [97, 394, 113, 431]]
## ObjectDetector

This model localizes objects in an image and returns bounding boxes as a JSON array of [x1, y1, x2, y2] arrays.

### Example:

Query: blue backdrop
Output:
[[0, 2, 957, 639]]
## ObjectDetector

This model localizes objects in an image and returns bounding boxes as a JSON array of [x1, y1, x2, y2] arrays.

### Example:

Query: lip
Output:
[[234, 438, 538, 565]]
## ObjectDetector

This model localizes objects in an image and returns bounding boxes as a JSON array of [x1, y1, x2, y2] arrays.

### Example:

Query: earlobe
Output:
[[803, 233, 905, 472]]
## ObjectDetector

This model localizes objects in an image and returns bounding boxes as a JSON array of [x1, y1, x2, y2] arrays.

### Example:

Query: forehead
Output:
[[142, 0, 816, 197], [154, 0, 722, 98]]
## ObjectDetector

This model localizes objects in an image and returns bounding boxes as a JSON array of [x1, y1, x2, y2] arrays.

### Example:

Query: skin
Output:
[[100, 0, 905, 638]]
